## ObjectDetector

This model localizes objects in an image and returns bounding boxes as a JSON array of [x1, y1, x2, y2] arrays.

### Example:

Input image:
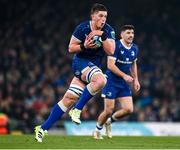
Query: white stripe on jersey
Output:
[[117, 59, 133, 64], [72, 35, 81, 42], [81, 66, 89, 73]]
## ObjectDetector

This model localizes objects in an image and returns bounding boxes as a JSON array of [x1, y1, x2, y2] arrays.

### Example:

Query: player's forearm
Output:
[[68, 44, 82, 53], [102, 39, 115, 55], [108, 63, 126, 78], [131, 62, 138, 80]]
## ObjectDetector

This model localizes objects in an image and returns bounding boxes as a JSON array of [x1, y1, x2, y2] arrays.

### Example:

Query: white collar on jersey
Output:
[[120, 39, 132, 50], [90, 21, 93, 31]]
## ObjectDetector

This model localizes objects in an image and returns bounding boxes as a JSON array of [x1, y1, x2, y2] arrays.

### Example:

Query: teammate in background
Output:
[[35, 3, 115, 142], [93, 25, 140, 139]]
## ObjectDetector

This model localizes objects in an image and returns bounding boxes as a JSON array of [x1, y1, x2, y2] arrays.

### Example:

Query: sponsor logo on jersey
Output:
[[111, 31, 115, 40], [131, 51, 135, 56], [107, 92, 112, 97], [117, 59, 133, 64]]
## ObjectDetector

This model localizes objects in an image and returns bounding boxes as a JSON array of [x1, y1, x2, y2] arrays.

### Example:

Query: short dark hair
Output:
[[120, 25, 135, 32], [90, 3, 107, 15]]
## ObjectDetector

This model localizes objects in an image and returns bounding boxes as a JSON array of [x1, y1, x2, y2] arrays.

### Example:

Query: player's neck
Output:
[[120, 39, 132, 49], [90, 21, 101, 30]]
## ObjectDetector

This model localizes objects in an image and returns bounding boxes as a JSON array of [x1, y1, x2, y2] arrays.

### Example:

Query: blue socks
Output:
[[41, 104, 65, 130], [74, 87, 93, 110]]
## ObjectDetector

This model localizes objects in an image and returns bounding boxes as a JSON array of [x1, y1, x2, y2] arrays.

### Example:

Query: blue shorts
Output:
[[72, 57, 97, 80], [102, 77, 132, 99]]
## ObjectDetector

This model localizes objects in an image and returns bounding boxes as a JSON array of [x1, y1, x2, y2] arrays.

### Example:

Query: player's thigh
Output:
[[62, 77, 85, 107], [104, 98, 115, 114], [81, 66, 91, 81], [73, 57, 104, 83], [81, 66, 104, 83], [117, 96, 133, 112], [70, 76, 86, 88]]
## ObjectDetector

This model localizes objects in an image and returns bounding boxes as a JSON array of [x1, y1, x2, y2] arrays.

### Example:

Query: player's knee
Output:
[[102, 76, 107, 87], [96, 76, 106, 88], [63, 84, 83, 107], [62, 93, 77, 107], [124, 106, 134, 114], [93, 74, 107, 90]]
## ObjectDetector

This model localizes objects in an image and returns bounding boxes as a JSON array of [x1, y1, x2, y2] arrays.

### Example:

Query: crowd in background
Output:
[[0, 0, 179, 133]]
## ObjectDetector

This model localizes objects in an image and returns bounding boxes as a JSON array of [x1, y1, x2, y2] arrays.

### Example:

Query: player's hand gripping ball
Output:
[[92, 36, 102, 48]]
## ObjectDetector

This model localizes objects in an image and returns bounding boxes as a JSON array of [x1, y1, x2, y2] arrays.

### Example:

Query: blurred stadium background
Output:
[[0, 0, 179, 136]]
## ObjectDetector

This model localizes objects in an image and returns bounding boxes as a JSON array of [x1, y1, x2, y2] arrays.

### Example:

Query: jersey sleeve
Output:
[[104, 25, 115, 40], [72, 24, 85, 42]]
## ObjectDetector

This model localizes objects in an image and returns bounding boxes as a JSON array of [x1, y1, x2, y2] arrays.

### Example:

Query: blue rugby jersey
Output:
[[106, 40, 139, 82], [72, 21, 115, 67]]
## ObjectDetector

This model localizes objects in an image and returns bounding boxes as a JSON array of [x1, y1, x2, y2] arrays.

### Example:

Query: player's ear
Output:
[[120, 32, 123, 39], [91, 13, 95, 20]]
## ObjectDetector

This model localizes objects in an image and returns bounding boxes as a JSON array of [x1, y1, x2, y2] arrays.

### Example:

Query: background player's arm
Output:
[[131, 61, 140, 92], [131, 61, 138, 80], [107, 57, 133, 83]]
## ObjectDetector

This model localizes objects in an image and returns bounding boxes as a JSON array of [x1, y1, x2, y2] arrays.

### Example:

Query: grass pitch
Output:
[[0, 135, 180, 149]]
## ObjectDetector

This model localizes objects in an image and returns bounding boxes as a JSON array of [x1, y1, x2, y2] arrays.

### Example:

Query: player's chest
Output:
[[118, 48, 136, 62], [83, 28, 92, 39]]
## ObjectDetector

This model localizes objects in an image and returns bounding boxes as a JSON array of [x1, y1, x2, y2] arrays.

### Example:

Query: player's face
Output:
[[121, 29, 134, 44], [91, 11, 107, 29]]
